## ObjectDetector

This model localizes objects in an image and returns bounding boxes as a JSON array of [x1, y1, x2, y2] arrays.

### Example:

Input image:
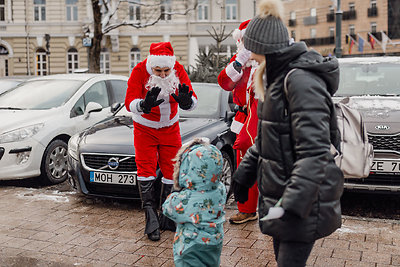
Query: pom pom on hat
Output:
[[147, 42, 176, 69], [243, 0, 290, 55], [232, 19, 251, 42]]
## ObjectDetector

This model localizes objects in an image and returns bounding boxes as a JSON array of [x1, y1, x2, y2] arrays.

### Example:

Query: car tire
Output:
[[40, 139, 68, 185], [221, 151, 234, 203]]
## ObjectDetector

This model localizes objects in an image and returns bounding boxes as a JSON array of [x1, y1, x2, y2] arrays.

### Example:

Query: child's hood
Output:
[[173, 138, 223, 191]]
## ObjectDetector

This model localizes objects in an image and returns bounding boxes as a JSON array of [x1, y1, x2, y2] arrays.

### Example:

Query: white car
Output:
[[0, 74, 128, 184]]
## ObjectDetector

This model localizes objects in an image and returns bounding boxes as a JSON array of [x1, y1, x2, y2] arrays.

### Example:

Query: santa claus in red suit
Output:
[[218, 20, 260, 224], [125, 42, 197, 241]]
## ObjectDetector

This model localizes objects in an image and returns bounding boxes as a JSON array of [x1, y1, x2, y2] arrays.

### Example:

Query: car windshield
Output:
[[336, 62, 400, 96], [0, 79, 84, 110], [180, 83, 221, 118], [0, 80, 24, 95], [116, 83, 222, 118]]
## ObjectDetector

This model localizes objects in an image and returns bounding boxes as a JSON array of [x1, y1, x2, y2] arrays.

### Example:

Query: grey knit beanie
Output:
[[243, 0, 289, 55]]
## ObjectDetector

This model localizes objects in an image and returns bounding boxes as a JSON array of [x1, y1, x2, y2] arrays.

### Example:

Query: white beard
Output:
[[145, 69, 180, 98]]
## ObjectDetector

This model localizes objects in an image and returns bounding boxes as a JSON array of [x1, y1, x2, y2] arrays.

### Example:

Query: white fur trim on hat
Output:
[[147, 55, 176, 69], [232, 28, 247, 42]]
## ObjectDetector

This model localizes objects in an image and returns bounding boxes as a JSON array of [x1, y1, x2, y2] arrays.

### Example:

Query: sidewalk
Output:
[[0, 185, 400, 266]]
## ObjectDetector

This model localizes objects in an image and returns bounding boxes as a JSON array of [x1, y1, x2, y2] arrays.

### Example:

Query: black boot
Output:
[[159, 183, 176, 231], [138, 180, 160, 241]]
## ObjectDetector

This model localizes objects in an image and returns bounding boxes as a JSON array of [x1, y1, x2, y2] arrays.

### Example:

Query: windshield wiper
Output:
[[0, 107, 25, 110]]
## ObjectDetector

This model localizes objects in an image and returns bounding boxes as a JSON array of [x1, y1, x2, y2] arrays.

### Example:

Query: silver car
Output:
[[335, 56, 400, 192], [0, 74, 128, 185]]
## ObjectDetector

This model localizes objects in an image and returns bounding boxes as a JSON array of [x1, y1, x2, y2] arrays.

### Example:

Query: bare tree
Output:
[[207, 25, 233, 71], [87, 0, 198, 73]]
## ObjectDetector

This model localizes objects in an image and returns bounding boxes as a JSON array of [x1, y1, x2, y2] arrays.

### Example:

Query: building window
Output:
[[129, 0, 141, 21], [349, 2, 355, 11], [0, 0, 5, 21], [310, 8, 316, 17], [310, 28, 316, 38], [371, 0, 377, 8], [225, 0, 237, 21], [160, 0, 172, 21], [329, 5, 334, 13], [36, 48, 47, 75], [290, 11, 296, 20], [197, 0, 209, 21], [130, 47, 140, 73], [371, 22, 377, 33], [66, 0, 78, 21], [100, 48, 110, 74], [34, 0, 46, 21], [67, 48, 78, 73], [329, 27, 335, 37], [349, 24, 355, 35]]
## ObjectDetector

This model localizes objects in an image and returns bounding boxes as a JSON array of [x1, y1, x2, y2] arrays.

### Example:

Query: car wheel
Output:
[[221, 151, 234, 202], [40, 139, 68, 185]]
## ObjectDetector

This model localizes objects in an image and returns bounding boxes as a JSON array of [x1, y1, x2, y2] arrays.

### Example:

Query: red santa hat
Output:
[[232, 20, 250, 42], [146, 42, 176, 69]]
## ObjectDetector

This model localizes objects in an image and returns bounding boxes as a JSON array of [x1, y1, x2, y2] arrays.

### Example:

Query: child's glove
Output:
[[172, 83, 193, 110], [140, 86, 165, 114], [232, 180, 249, 204]]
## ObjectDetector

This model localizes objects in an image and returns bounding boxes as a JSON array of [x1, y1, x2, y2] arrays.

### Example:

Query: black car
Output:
[[67, 83, 237, 200]]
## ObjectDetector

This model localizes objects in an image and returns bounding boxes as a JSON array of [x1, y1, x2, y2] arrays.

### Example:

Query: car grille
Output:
[[368, 134, 400, 153], [82, 153, 137, 172], [85, 183, 140, 199], [346, 174, 400, 186]]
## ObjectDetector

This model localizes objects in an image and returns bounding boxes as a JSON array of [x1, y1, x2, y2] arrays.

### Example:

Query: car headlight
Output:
[[0, 123, 44, 144], [68, 134, 80, 161]]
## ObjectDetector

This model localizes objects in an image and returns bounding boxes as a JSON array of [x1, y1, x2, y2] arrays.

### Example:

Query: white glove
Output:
[[235, 48, 252, 66], [260, 207, 284, 221], [260, 198, 284, 221]]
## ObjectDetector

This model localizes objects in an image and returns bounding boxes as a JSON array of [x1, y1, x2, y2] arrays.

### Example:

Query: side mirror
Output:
[[84, 102, 103, 118]]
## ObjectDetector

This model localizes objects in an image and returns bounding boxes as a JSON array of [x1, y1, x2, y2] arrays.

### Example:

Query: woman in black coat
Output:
[[232, 0, 344, 266]]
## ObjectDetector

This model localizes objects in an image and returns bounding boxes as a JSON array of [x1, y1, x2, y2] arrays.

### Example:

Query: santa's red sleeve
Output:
[[175, 62, 198, 110], [218, 54, 244, 91], [125, 62, 147, 113]]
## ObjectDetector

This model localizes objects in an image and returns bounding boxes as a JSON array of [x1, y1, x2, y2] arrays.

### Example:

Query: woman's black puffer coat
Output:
[[234, 42, 344, 242]]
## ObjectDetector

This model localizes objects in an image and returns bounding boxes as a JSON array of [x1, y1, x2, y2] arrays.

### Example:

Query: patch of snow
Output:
[[347, 96, 400, 110], [16, 189, 70, 203], [336, 224, 370, 234]]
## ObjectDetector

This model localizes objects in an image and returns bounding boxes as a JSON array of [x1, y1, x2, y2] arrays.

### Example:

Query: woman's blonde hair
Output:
[[254, 61, 266, 102]]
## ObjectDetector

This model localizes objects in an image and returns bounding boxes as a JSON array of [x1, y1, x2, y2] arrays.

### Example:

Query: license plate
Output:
[[90, 172, 136, 185], [370, 160, 400, 173]]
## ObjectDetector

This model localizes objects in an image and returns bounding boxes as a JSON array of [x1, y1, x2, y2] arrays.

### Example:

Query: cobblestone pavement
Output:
[[1, 185, 400, 267]]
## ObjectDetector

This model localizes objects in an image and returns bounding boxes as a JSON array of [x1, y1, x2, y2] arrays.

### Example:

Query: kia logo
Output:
[[375, 125, 390, 130], [107, 157, 119, 170]]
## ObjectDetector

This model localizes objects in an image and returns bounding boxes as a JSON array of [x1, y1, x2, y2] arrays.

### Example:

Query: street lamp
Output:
[[335, 0, 343, 58], [44, 34, 51, 74], [83, 28, 92, 71]]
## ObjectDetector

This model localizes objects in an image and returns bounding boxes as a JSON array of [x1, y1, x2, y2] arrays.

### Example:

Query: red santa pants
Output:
[[236, 150, 259, 214], [133, 121, 181, 182]]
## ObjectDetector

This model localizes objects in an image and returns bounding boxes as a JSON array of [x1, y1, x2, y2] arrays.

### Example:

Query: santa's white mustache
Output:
[[146, 70, 180, 98]]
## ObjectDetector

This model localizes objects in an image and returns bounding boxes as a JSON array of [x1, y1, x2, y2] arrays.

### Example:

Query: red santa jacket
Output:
[[125, 59, 197, 129], [218, 54, 256, 134]]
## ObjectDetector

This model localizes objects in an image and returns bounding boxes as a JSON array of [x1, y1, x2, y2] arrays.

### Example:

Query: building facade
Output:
[[0, 0, 256, 77], [283, 0, 400, 57], [1, 0, 398, 77]]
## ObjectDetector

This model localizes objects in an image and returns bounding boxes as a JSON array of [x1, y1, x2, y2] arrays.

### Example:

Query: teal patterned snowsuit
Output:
[[162, 141, 226, 267]]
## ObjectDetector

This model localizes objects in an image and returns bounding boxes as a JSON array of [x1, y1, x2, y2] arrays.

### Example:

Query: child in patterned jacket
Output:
[[162, 138, 227, 267]]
